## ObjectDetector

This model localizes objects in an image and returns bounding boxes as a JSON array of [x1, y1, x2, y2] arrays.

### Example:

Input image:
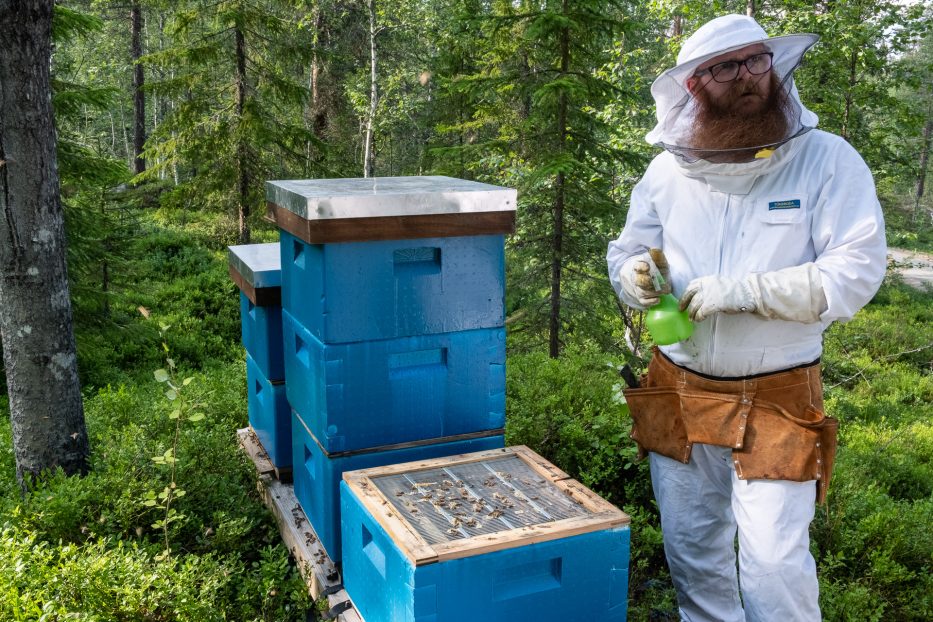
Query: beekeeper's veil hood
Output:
[[647, 14, 819, 159]]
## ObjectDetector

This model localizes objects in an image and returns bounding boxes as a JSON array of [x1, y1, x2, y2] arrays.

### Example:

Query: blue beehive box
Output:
[[229, 243, 285, 381], [292, 410, 504, 562], [279, 230, 505, 344], [340, 446, 631, 622], [282, 309, 505, 453], [266, 177, 516, 344], [245, 353, 291, 470]]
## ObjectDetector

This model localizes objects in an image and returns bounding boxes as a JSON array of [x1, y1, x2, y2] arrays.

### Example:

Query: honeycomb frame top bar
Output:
[[342, 446, 630, 565]]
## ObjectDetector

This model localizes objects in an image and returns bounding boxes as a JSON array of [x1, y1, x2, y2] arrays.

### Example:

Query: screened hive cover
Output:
[[228, 243, 281, 289], [266, 176, 515, 221], [342, 446, 630, 565]]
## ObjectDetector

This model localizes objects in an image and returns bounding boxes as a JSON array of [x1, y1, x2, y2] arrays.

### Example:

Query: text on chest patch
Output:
[[768, 199, 801, 211]]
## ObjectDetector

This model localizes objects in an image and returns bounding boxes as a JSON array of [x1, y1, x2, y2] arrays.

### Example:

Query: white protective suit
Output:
[[606, 15, 887, 622]]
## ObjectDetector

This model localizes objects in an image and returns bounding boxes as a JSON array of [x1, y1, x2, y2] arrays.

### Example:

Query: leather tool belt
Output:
[[623, 347, 837, 504]]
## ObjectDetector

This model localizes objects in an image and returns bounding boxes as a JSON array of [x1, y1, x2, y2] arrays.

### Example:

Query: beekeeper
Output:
[[606, 14, 887, 622]]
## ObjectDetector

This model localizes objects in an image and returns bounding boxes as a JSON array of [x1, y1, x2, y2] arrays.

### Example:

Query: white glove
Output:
[[679, 276, 756, 322], [619, 248, 672, 307], [679, 263, 827, 323]]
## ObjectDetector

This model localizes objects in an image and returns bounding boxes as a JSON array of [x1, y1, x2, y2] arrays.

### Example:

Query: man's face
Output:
[[684, 42, 791, 161], [686, 44, 772, 115]]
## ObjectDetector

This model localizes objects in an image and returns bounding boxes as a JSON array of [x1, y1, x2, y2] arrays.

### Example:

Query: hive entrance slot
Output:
[[371, 455, 590, 545]]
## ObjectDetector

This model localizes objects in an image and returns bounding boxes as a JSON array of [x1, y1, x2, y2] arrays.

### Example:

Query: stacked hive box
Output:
[[228, 243, 292, 471], [340, 446, 631, 622], [266, 176, 517, 561]]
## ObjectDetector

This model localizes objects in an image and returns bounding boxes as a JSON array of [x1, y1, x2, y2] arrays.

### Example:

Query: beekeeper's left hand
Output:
[[679, 264, 827, 324], [679, 276, 756, 322]]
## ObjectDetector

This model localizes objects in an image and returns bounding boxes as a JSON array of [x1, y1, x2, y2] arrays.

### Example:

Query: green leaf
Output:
[[182, 377, 194, 386], [165, 389, 178, 401], [188, 412, 205, 422], [169, 409, 182, 420], [154, 369, 169, 383]]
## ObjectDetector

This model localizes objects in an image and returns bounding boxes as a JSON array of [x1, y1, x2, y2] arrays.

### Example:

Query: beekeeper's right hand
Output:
[[619, 248, 672, 308]]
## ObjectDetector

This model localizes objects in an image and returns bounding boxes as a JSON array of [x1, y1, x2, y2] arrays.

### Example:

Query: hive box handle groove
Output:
[[388, 347, 447, 370], [492, 557, 563, 601]]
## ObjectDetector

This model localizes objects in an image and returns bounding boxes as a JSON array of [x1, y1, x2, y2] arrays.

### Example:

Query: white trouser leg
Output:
[[732, 476, 820, 622], [650, 445, 745, 622]]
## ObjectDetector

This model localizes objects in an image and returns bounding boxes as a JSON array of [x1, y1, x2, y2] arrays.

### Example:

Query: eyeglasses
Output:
[[694, 52, 774, 83]]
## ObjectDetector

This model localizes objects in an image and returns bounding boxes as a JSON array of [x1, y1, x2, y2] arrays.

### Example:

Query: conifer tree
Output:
[[440, 0, 633, 356], [141, 0, 315, 243]]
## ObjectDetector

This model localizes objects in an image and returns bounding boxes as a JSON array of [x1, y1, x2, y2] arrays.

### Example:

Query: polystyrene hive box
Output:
[[340, 446, 631, 622], [239, 293, 285, 381], [246, 353, 291, 469], [229, 243, 284, 381], [291, 410, 504, 562], [282, 309, 505, 453], [279, 230, 505, 344]]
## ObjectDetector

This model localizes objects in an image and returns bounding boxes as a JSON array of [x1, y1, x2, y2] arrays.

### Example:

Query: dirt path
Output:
[[889, 248, 933, 291]]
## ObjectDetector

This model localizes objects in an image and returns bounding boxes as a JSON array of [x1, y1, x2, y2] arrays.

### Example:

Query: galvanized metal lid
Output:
[[227, 243, 281, 289], [266, 176, 516, 221]]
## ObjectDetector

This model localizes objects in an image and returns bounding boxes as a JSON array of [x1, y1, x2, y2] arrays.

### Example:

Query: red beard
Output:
[[687, 73, 793, 162]]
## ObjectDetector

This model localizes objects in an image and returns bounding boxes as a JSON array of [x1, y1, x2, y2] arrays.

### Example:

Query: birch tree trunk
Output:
[[363, 0, 377, 178], [915, 112, 932, 219], [0, 0, 89, 488]]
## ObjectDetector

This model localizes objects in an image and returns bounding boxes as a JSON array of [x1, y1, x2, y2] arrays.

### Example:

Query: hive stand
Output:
[[237, 428, 362, 622]]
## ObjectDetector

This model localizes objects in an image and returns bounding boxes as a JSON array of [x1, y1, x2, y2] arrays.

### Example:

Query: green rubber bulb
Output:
[[646, 293, 694, 345]]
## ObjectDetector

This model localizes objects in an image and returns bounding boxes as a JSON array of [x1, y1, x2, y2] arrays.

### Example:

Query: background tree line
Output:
[[49, 0, 933, 358]]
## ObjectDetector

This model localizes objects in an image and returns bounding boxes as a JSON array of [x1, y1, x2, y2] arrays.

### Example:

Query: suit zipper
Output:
[[709, 193, 732, 365]]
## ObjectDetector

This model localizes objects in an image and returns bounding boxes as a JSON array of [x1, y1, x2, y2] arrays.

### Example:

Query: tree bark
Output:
[[363, 0, 377, 178], [915, 112, 932, 219], [549, 0, 569, 359], [841, 49, 858, 142], [234, 25, 250, 243], [131, 1, 146, 175], [746, 0, 756, 18], [0, 0, 90, 488]]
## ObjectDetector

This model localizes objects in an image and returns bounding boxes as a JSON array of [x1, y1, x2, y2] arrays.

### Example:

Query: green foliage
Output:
[[0, 525, 309, 621], [0, 356, 312, 620], [506, 344, 638, 503]]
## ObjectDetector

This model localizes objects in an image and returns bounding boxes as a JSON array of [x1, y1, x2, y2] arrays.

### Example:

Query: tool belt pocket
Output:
[[678, 389, 753, 449], [734, 402, 838, 503], [623, 386, 691, 463]]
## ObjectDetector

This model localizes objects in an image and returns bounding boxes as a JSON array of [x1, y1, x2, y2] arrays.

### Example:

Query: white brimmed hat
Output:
[[646, 14, 820, 151]]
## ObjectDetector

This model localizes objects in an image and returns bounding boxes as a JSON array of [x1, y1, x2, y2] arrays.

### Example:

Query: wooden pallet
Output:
[[237, 428, 363, 622]]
